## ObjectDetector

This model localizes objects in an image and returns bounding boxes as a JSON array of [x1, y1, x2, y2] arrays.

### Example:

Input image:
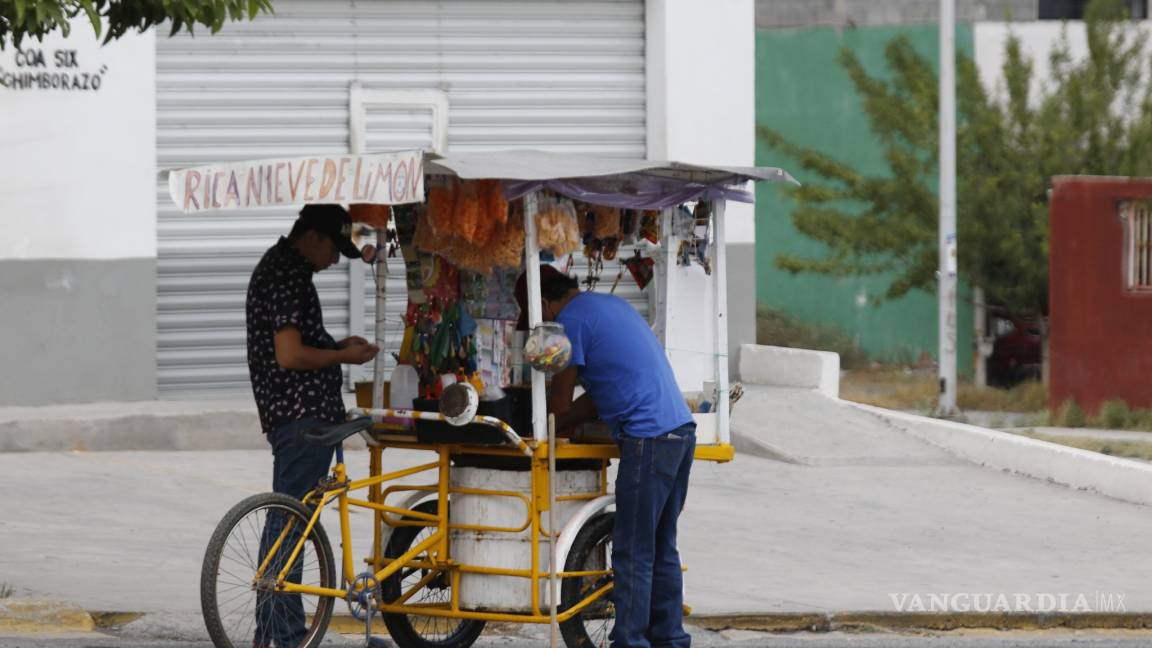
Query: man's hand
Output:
[[275, 327, 378, 369], [340, 340, 380, 365]]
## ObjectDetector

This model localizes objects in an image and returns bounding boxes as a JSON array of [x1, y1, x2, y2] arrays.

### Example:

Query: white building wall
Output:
[[0, 21, 157, 405], [647, 0, 756, 389]]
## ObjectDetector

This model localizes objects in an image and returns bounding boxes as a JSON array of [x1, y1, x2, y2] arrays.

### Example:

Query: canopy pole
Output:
[[524, 192, 547, 443], [372, 227, 388, 412], [711, 200, 730, 445], [547, 413, 559, 648]]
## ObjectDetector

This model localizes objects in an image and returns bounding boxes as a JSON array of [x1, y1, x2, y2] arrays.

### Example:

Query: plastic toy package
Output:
[[523, 321, 572, 375]]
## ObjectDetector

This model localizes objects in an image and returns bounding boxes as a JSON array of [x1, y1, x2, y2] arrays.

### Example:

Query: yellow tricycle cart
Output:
[[176, 150, 795, 648]]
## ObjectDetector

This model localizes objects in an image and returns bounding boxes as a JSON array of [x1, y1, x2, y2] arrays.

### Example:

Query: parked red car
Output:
[[987, 313, 1042, 386]]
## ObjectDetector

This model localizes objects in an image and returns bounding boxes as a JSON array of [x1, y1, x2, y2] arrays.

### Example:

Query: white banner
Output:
[[167, 151, 424, 213]]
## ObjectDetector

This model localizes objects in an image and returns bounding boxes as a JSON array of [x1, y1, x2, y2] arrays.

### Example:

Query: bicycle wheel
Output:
[[201, 492, 336, 648], [559, 512, 615, 648], [381, 500, 485, 648]]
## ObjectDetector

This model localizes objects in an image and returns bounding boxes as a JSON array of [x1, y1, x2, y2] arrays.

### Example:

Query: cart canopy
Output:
[[427, 150, 797, 211]]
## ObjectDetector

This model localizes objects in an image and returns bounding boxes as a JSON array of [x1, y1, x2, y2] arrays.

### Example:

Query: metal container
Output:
[[450, 466, 599, 611]]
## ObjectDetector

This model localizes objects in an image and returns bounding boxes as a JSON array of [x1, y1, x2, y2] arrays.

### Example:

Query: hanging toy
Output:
[[624, 249, 655, 291], [638, 210, 661, 245]]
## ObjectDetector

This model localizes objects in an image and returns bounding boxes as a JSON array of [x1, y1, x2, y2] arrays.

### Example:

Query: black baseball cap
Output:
[[295, 204, 361, 258], [515, 264, 569, 330]]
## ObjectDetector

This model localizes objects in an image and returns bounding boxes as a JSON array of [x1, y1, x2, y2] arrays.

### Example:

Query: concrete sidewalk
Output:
[[1, 384, 1151, 627]]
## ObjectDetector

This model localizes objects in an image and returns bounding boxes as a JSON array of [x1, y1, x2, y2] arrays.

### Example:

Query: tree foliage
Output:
[[760, 0, 1152, 316], [1, 0, 273, 48]]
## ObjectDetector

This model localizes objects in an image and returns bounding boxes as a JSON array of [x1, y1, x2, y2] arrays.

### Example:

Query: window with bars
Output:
[[1122, 201, 1152, 289]]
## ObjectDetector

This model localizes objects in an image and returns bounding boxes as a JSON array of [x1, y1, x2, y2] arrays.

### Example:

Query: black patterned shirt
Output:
[[246, 237, 346, 434]]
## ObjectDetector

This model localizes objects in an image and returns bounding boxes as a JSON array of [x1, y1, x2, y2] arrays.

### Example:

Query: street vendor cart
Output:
[[174, 149, 795, 648]]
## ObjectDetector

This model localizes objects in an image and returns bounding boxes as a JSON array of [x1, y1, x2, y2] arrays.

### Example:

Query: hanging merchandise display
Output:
[[534, 194, 582, 256], [460, 270, 489, 318], [625, 249, 656, 290], [427, 176, 457, 235], [421, 254, 460, 302], [349, 203, 392, 229], [453, 180, 481, 243], [393, 204, 426, 304], [638, 209, 661, 245], [692, 201, 713, 275], [620, 209, 638, 245], [480, 268, 520, 321], [488, 206, 526, 270], [470, 179, 507, 246]]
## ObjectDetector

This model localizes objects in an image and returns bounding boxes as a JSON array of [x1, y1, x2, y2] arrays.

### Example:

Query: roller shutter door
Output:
[[156, 0, 646, 396]]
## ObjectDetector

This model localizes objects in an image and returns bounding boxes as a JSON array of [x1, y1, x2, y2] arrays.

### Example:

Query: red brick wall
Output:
[[1049, 176, 1152, 412]]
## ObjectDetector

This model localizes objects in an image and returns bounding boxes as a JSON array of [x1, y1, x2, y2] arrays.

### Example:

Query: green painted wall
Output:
[[756, 25, 974, 374]]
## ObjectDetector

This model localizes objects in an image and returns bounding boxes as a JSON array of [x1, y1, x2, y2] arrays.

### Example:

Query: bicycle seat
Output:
[[301, 417, 375, 447]]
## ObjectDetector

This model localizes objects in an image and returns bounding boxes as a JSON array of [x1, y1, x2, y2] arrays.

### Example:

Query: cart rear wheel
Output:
[[201, 492, 336, 648], [381, 500, 485, 648], [559, 512, 615, 648]]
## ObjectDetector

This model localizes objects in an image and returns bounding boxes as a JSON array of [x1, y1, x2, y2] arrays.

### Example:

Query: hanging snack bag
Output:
[[639, 210, 661, 245], [427, 176, 457, 236], [413, 207, 444, 255], [537, 198, 582, 257], [349, 203, 392, 229], [593, 205, 621, 239], [490, 208, 526, 269], [454, 180, 481, 243], [470, 179, 507, 247]]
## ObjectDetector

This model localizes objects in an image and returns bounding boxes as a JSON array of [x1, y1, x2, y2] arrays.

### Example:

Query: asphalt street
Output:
[[3, 628, 1152, 648]]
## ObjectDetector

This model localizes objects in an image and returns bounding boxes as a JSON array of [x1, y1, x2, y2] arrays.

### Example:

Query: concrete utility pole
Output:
[[937, 0, 958, 417]]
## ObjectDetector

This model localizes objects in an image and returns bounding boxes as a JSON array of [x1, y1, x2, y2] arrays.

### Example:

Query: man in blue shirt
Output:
[[531, 266, 696, 648]]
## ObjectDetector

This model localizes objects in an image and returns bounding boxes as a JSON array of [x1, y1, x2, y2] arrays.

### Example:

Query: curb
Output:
[[849, 401, 1152, 507], [690, 612, 1152, 632], [0, 600, 95, 633], [62, 610, 1152, 635]]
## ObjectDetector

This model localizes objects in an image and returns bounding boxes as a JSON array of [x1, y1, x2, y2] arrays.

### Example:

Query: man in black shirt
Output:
[[246, 203, 378, 648]]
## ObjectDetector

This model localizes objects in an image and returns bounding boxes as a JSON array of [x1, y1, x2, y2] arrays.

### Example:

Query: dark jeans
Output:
[[611, 424, 696, 648], [255, 418, 335, 648]]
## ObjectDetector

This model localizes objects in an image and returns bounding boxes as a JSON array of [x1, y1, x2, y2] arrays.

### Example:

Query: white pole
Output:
[[524, 193, 548, 443], [547, 413, 559, 648], [938, 0, 958, 417], [372, 227, 388, 410], [711, 200, 730, 444]]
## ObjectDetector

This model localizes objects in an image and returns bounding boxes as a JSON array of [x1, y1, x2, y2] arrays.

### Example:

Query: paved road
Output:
[[2, 385, 1151, 623], [3, 628, 1152, 648]]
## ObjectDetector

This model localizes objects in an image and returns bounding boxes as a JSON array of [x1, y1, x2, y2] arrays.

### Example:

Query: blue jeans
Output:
[[611, 424, 696, 648], [255, 418, 335, 648]]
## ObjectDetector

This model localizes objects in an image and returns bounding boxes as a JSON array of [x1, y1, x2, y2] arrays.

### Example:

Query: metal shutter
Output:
[[157, 0, 646, 396]]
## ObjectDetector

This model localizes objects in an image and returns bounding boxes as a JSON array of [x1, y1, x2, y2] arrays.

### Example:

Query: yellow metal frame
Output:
[[258, 417, 734, 626]]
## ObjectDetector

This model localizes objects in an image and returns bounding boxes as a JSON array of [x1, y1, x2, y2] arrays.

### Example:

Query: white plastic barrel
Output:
[[450, 466, 599, 611]]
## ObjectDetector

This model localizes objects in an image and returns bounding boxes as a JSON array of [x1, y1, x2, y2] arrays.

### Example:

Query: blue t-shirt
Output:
[[556, 292, 693, 439]]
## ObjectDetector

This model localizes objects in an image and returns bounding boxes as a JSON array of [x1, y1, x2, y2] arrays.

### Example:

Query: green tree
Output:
[[2, 0, 272, 48], [760, 0, 1152, 319]]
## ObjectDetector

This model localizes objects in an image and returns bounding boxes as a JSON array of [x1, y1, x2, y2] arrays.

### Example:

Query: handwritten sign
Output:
[[0, 48, 109, 91], [167, 151, 425, 213]]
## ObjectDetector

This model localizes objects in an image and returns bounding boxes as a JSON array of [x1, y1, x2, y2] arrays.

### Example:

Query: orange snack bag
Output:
[[471, 180, 506, 246], [348, 203, 392, 229], [454, 180, 481, 243], [427, 177, 456, 235]]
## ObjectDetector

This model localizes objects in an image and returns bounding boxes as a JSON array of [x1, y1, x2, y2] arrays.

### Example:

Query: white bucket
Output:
[[450, 466, 599, 611]]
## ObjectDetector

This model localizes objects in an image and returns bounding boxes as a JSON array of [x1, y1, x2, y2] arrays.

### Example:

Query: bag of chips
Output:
[[454, 180, 481, 243], [593, 205, 621, 239], [427, 177, 457, 236], [349, 203, 392, 228]]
